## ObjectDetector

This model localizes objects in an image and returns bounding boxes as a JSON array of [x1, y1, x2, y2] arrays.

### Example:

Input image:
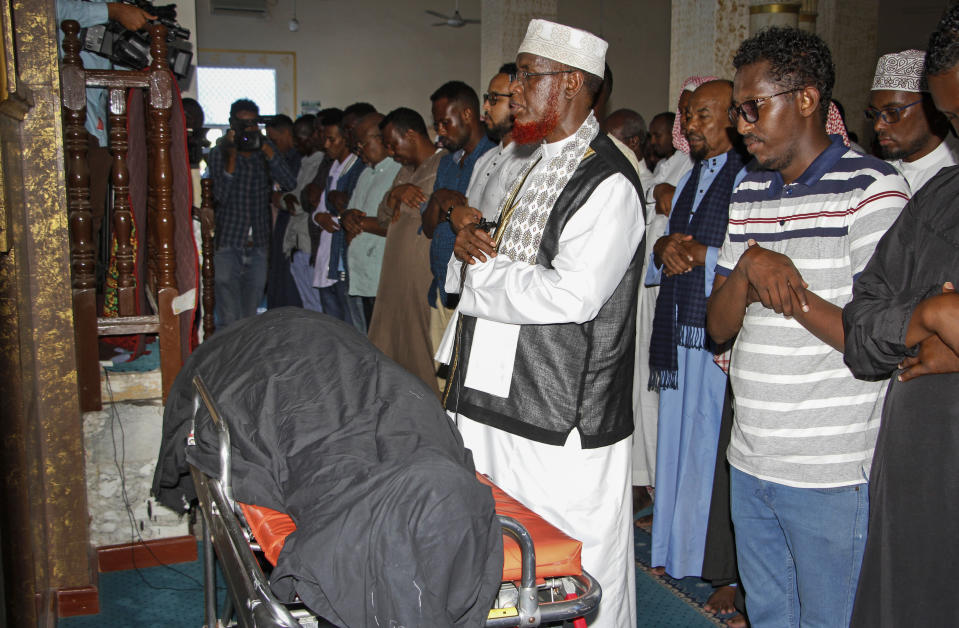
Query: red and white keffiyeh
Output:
[[672, 75, 719, 154], [826, 101, 851, 147]]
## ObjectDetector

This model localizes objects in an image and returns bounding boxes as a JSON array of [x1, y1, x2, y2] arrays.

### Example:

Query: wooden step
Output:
[[97, 315, 160, 336]]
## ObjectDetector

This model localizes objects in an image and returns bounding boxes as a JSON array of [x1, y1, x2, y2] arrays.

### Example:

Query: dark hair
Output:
[[265, 114, 294, 131], [379, 107, 430, 138], [182, 97, 204, 124], [733, 26, 835, 122], [314, 107, 341, 129], [499, 62, 518, 76], [343, 102, 377, 120], [293, 114, 315, 135], [230, 98, 259, 119], [318, 108, 344, 130], [927, 4, 959, 75], [430, 80, 480, 116], [651, 111, 676, 128]]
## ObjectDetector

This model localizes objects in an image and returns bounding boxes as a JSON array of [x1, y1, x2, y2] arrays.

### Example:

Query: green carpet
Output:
[[633, 506, 725, 627]]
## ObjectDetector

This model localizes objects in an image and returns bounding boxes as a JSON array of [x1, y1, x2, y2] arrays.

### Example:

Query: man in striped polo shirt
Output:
[[707, 28, 910, 628]]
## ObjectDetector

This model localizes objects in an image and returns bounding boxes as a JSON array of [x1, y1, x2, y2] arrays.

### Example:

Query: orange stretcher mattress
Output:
[[238, 472, 582, 582]]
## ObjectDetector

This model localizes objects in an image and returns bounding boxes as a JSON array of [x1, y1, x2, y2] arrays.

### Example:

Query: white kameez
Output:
[[443, 128, 644, 628], [887, 133, 959, 194], [456, 415, 636, 628], [631, 212, 667, 486], [631, 150, 690, 486]]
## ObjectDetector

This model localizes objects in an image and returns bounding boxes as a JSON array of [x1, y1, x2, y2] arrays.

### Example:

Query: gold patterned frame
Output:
[[0, 0, 33, 253]]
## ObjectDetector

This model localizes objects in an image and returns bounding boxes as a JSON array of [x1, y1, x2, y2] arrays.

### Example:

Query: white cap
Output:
[[872, 49, 928, 92], [517, 19, 607, 78]]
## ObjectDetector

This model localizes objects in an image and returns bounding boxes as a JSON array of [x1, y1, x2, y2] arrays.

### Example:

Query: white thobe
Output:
[[631, 150, 690, 486], [444, 129, 645, 628], [606, 135, 660, 486], [311, 154, 355, 288], [465, 140, 537, 219], [646, 149, 693, 206], [887, 134, 959, 194]]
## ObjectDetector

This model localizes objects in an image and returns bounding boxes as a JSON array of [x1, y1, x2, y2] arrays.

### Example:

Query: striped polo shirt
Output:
[[716, 136, 910, 488]]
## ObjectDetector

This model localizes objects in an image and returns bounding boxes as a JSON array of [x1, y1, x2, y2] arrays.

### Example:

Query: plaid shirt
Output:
[[208, 145, 298, 249]]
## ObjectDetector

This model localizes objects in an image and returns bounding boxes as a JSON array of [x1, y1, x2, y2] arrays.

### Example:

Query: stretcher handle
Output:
[[498, 515, 541, 625], [193, 375, 235, 512]]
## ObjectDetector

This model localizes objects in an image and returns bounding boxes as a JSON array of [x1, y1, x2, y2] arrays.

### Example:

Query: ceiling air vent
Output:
[[210, 0, 268, 17]]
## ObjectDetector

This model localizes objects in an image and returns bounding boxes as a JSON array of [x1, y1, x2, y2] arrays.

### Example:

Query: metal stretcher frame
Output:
[[189, 375, 601, 627]]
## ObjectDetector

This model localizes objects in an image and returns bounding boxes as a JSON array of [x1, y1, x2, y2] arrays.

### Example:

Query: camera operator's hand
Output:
[[261, 141, 275, 160], [107, 3, 156, 31]]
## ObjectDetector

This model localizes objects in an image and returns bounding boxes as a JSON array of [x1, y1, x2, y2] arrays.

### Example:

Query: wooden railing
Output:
[[60, 19, 212, 410]]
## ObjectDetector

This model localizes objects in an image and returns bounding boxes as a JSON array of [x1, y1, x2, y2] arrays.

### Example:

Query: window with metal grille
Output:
[[196, 66, 277, 144]]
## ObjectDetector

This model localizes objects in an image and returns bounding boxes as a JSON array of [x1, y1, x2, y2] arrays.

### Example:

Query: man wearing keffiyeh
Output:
[[646, 78, 748, 599]]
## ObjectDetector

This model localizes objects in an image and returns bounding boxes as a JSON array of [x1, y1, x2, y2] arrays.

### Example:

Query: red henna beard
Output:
[[511, 82, 562, 145]]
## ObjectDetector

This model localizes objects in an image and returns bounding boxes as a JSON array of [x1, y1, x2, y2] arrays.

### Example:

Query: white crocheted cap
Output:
[[517, 19, 607, 78], [872, 49, 928, 92]]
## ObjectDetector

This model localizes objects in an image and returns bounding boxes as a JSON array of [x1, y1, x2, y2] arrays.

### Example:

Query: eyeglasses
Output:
[[483, 91, 512, 105], [508, 70, 575, 85], [728, 87, 803, 124], [863, 99, 922, 124]]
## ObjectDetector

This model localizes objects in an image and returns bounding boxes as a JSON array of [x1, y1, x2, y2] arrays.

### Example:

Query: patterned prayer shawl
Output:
[[648, 148, 744, 390], [496, 113, 600, 264]]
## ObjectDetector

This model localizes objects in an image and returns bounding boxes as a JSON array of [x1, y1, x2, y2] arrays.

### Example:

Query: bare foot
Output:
[[650, 566, 665, 576], [725, 612, 747, 627], [705, 585, 737, 615]]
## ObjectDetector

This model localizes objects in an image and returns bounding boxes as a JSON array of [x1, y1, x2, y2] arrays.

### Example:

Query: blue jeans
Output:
[[318, 280, 353, 327], [730, 466, 868, 628], [214, 245, 268, 329]]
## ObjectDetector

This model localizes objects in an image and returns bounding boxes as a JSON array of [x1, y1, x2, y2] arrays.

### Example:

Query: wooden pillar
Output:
[[0, 0, 96, 624]]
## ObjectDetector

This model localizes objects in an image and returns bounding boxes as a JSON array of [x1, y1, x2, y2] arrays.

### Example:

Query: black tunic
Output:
[[843, 166, 959, 628]]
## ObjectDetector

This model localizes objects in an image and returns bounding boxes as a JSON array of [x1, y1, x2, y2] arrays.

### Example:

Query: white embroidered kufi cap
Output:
[[872, 49, 928, 92], [517, 19, 607, 78]]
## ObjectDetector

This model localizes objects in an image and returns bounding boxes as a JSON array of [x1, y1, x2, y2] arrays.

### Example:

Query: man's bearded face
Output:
[[512, 77, 563, 145]]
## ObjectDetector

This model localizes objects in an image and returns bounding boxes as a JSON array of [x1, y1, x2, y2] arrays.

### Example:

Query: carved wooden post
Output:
[[147, 24, 181, 401], [199, 178, 216, 339], [60, 19, 101, 410], [108, 87, 136, 316], [148, 24, 176, 291]]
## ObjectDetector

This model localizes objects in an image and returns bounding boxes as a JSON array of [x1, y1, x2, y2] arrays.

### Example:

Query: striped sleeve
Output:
[[847, 173, 910, 278]]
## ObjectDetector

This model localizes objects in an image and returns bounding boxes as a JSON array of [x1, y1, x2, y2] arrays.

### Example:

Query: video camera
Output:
[[79, 0, 193, 80], [228, 115, 277, 152]]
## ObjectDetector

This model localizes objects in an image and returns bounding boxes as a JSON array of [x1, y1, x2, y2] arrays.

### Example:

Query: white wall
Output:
[[195, 0, 483, 123], [193, 0, 671, 127], [558, 0, 671, 123]]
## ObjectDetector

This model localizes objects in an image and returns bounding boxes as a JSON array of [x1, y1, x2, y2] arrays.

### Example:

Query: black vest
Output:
[[443, 133, 646, 448]]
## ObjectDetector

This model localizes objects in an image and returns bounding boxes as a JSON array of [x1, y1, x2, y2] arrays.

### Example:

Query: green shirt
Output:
[[347, 157, 403, 297]]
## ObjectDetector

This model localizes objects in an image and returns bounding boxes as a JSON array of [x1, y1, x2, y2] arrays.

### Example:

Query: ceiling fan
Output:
[[425, 0, 480, 27]]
